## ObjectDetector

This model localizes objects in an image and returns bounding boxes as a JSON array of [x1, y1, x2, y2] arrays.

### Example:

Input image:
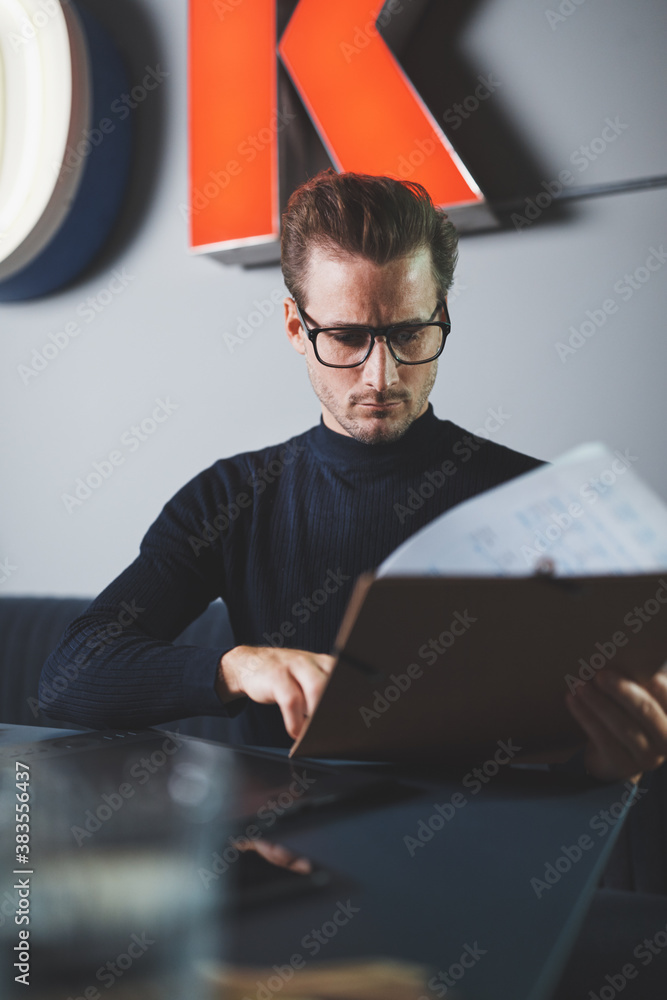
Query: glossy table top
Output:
[[0, 724, 635, 1000]]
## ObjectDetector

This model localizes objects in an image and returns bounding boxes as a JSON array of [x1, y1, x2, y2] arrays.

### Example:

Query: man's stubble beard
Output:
[[304, 355, 438, 444]]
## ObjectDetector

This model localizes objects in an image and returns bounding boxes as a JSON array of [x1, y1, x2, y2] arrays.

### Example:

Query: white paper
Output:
[[378, 443, 667, 577]]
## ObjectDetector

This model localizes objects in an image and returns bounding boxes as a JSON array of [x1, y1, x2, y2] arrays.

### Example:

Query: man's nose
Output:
[[361, 336, 400, 390]]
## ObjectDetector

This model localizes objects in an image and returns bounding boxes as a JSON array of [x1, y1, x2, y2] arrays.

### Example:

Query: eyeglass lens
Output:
[[316, 323, 444, 366]]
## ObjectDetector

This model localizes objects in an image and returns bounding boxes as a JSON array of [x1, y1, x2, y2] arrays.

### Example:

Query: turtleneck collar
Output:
[[307, 403, 441, 473]]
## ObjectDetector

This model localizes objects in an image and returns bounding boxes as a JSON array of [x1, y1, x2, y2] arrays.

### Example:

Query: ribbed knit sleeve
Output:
[[39, 407, 544, 744], [39, 470, 241, 729]]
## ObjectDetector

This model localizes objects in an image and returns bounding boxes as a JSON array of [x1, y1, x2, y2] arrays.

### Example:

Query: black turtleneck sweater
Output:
[[40, 405, 541, 746]]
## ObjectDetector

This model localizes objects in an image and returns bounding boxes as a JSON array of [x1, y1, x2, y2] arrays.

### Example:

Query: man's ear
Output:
[[285, 297, 306, 356]]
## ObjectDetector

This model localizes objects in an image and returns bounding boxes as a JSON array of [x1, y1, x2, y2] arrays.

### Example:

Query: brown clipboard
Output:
[[290, 571, 667, 761]]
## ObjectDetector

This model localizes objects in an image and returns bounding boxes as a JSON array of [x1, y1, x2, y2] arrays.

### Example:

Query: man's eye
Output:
[[328, 331, 368, 346], [392, 326, 424, 345]]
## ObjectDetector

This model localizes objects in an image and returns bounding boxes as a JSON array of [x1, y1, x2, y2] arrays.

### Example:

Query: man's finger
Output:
[[290, 657, 330, 720], [578, 680, 653, 759], [566, 690, 643, 781], [316, 653, 337, 675], [272, 675, 308, 740], [593, 671, 667, 756]]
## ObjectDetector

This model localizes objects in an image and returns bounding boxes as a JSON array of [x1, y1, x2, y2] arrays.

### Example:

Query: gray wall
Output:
[[2, 0, 666, 596]]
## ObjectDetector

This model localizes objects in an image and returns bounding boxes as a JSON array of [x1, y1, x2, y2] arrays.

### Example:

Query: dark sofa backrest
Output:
[[0, 596, 234, 734]]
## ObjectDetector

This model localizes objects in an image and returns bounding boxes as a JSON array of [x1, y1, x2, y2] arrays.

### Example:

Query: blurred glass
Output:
[[0, 733, 234, 999]]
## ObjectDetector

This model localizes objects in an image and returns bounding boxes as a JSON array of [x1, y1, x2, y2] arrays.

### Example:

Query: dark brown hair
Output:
[[280, 169, 459, 307]]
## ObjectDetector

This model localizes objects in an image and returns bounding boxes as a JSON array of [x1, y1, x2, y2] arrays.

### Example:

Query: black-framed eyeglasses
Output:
[[293, 299, 451, 368]]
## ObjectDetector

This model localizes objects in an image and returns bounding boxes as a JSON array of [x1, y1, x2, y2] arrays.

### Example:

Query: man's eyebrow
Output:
[[317, 314, 428, 327]]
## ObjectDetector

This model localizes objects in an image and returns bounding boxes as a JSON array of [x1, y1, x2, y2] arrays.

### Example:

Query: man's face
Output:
[[284, 246, 442, 444]]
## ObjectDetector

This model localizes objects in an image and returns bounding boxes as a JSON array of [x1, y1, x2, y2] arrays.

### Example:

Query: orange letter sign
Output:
[[188, 0, 487, 263]]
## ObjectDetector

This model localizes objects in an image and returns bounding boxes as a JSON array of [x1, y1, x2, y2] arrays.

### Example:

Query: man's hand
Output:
[[566, 665, 667, 782], [215, 645, 336, 740]]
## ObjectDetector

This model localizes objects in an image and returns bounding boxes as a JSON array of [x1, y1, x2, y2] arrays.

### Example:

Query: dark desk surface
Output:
[[0, 724, 637, 1000]]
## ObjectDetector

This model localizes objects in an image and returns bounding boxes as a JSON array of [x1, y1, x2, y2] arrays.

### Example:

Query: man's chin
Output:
[[344, 407, 413, 444]]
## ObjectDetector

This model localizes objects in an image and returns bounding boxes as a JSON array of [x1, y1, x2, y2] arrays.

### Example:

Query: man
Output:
[[41, 170, 667, 783]]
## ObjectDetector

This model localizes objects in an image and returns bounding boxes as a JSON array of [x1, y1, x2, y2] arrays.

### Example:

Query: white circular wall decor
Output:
[[0, 0, 132, 300]]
